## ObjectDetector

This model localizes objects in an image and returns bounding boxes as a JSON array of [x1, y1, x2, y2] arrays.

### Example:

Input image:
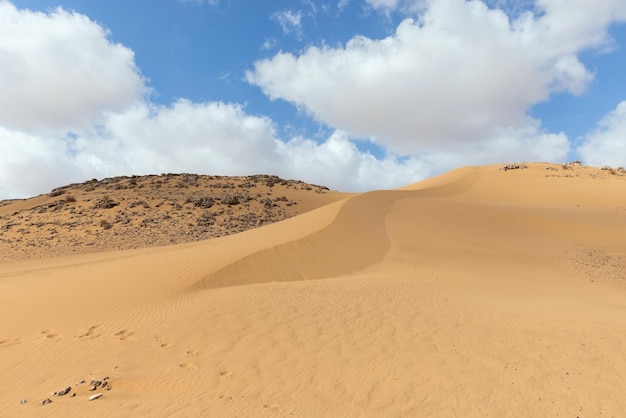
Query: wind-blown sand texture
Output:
[[1, 162, 626, 417]]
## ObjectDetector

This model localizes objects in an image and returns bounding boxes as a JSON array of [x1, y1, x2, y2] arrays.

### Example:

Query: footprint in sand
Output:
[[154, 336, 172, 348], [179, 362, 197, 369], [219, 371, 233, 377], [115, 330, 136, 341], [263, 403, 280, 411], [79, 325, 101, 340], [41, 330, 61, 340], [0, 337, 22, 347]]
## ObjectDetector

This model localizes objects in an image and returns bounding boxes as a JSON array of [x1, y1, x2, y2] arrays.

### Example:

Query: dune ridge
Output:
[[1, 162, 626, 417]]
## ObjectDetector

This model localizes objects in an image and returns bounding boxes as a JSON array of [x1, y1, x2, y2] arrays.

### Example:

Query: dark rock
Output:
[[58, 386, 72, 396], [48, 189, 65, 197], [221, 195, 240, 205], [89, 380, 103, 391], [501, 163, 528, 171], [193, 197, 214, 209], [94, 197, 119, 209], [41, 398, 52, 405], [196, 213, 215, 227], [260, 198, 274, 208]]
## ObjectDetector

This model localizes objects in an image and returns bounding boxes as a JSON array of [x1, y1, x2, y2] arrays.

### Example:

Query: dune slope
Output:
[[1, 162, 626, 417]]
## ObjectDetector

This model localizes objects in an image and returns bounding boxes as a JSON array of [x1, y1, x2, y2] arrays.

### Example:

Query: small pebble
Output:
[[41, 398, 53, 406], [88, 393, 103, 401], [20, 399, 26, 405]]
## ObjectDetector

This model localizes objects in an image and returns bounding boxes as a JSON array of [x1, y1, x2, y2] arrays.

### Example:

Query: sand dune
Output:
[[1, 162, 626, 417]]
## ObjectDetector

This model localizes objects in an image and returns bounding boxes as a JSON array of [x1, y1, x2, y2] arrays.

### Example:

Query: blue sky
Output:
[[1, 0, 626, 198]]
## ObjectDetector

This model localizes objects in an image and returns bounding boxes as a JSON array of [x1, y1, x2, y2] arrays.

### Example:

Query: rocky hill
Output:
[[0, 173, 350, 261]]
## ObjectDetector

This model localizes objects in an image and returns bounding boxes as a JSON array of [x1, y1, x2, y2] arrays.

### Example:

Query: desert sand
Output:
[[1, 162, 626, 417]]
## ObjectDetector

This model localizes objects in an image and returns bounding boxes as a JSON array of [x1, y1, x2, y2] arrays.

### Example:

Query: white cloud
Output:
[[79, 100, 280, 177], [247, 0, 625, 155], [275, 131, 431, 190], [0, 127, 83, 199], [0, 100, 433, 198], [0, 1, 145, 132], [261, 38, 278, 51], [366, 0, 402, 11], [577, 101, 626, 168], [0, 97, 570, 199], [271, 10, 303, 36]]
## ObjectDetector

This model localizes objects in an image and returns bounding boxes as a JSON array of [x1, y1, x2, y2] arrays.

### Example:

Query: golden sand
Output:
[[1, 163, 625, 417]]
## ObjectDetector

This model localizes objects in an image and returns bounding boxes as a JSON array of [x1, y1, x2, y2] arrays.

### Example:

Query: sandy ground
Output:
[[1, 162, 625, 417]]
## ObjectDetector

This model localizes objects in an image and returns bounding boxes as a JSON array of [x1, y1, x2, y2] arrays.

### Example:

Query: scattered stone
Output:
[[192, 197, 214, 209], [89, 380, 103, 391], [48, 188, 65, 197], [41, 398, 53, 405], [93, 197, 119, 209], [221, 195, 240, 205], [71, 393, 76, 398], [88, 393, 103, 401], [58, 386, 72, 396], [20, 399, 26, 404], [501, 163, 528, 171]]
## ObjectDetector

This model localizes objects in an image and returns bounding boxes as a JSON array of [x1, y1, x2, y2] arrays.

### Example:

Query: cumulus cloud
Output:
[[78, 100, 280, 177], [247, 0, 624, 155], [577, 101, 626, 168], [0, 128, 84, 198], [0, 1, 145, 132]]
